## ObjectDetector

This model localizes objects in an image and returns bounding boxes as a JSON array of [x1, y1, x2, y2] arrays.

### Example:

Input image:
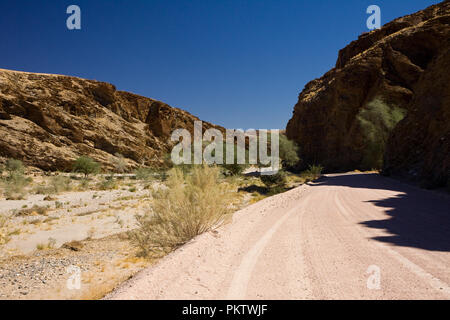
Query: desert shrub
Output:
[[72, 156, 100, 177], [15, 205, 48, 216], [260, 170, 287, 189], [97, 177, 119, 190], [78, 178, 90, 191], [357, 98, 406, 170], [157, 170, 168, 181], [49, 175, 72, 193], [302, 164, 323, 181], [112, 153, 127, 174], [279, 134, 300, 168], [0, 214, 11, 246], [3, 171, 31, 200], [34, 175, 72, 195], [222, 143, 249, 176], [5, 159, 24, 176], [135, 167, 154, 180], [168, 139, 250, 176], [36, 237, 56, 251], [129, 165, 232, 256]]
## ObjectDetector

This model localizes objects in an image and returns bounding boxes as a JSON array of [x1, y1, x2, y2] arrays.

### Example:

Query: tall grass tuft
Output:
[[0, 214, 11, 246], [129, 165, 232, 256]]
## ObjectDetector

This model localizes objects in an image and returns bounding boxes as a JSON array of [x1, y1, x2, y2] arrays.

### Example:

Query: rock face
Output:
[[0, 69, 222, 171], [286, 1, 449, 188]]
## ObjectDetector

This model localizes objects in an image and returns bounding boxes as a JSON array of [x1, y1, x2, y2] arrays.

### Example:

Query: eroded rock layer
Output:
[[286, 1, 449, 188], [0, 69, 221, 171]]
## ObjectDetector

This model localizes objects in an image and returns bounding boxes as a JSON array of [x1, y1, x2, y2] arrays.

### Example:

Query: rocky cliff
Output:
[[0, 69, 221, 171], [286, 1, 449, 188]]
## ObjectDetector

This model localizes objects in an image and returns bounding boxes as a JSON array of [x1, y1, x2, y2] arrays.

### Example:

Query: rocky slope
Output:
[[286, 1, 449, 188], [0, 69, 222, 171]]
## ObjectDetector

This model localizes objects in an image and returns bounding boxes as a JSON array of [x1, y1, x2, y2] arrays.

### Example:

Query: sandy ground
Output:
[[0, 176, 156, 299], [0, 185, 153, 258], [0, 172, 258, 299], [106, 173, 450, 300], [0, 233, 150, 300]]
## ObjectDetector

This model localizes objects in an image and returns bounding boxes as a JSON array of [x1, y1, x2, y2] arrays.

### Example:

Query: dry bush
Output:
[[36, 237, 56, 251], [97, 176, 119, 190], [49, 175, 72, 193], [3, 171, 31, 200], [76, 178, 90, 191], [135, 167, 154, 181], [35, 175, 72, 195], [0, 214, 11, 246], [15, 205, 48, 217], [129, 165, 232, 256]]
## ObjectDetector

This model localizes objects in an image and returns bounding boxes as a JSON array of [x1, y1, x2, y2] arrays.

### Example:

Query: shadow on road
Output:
[[315, 173, 450, 252]]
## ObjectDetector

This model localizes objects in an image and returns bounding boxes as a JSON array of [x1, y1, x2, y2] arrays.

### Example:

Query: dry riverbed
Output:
[[0, 171, 284, 299]]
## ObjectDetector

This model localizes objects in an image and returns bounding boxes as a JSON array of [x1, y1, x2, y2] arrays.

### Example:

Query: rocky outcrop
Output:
[[383, 45, 450, 188], [286, 1, 449, 188], [0, 69, 222, 171]]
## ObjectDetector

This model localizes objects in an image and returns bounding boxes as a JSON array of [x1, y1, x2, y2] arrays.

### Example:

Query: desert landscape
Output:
[[0, 0, 449, 302]]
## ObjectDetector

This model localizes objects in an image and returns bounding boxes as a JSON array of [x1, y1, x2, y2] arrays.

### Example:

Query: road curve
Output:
[[106, 173, 450, 300]]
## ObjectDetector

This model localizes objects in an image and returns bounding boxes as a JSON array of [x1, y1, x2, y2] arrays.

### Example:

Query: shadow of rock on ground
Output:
[[315, 173, 450, 252]]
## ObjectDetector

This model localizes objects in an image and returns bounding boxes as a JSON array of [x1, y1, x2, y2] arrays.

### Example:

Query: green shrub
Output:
[[97, 177, 118, 190], [49, 175, 72, 193], [135, 167, 154, 180], [5, 159, 24, 175], [302, 164, 323, 181], [129, 166, 232, 256], [357, 98, 406, 170], [72, 156, 101, 177], [78, 178, 90, 191], [222, 143, 249, 176], [34, 175, 72, 195], [260, 170, 287, 189], [279, 134, 300, 168], [3, 171, 31, 200]]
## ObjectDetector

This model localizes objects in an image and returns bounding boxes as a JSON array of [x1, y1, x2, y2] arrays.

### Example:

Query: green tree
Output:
[[72, 156, 100, 177], [279, 134, 300, 168], [357, 98, 406, 170]]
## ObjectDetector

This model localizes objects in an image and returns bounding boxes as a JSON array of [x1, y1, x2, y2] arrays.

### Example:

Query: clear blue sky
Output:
[[0, 0, 441, 129]]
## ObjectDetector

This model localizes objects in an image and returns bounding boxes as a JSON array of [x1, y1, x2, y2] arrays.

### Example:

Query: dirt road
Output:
[[106, 173, 450, 300]]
